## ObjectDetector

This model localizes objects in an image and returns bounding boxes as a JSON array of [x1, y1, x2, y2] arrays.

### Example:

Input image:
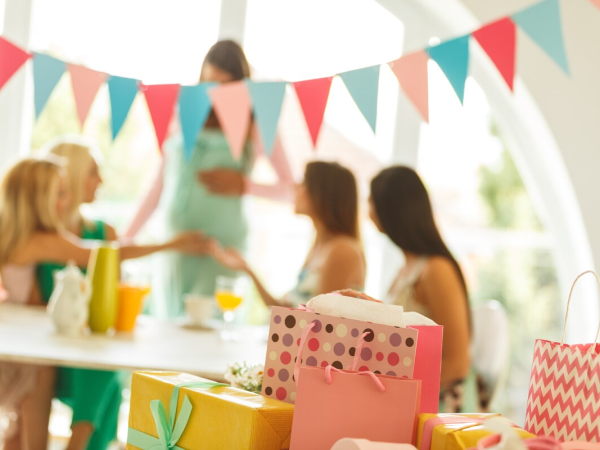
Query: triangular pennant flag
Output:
[[108, 76, 139, 140], [473, 18, 516, 91], [208, 81, 252, 160], [293, 77, 333, 148], [512, 0, 569, 74], [179, 83, 215, 160], [591, 0, 600, 11], [68, 64, 108, 127], [246, 81, 287, 157], [0, 37, 31, 91], [33, 53, 66, 118], [427, 35, 470, 104], [389, 51, 429, 122], [339, 66, 380, 133], [141, 84, 180, 152]]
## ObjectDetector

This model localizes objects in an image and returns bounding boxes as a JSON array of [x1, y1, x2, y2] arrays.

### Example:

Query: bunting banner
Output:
[[293, 77, 333, 148], [591, 0, 600, 10], [142, 84, 180, 151], [472, 18, 517, 91], [68, 64, 108, 128], [427, 35, 470, 104], [512, 0, 570, 75], [33, 53, 65, 118], [0, 37, 30, 92], [390, 50, 430, 123], [0, 0, 571, 158], [179, 82, 214, 159], [339, 65, 380, 132], [108, 76, 139, 139], [208, 81, 252, 161], [246, 80, 287, 156]]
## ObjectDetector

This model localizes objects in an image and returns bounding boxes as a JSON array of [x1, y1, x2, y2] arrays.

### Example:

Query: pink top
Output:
[[124, 127, 295, 238], [1, 265, 34, 304]]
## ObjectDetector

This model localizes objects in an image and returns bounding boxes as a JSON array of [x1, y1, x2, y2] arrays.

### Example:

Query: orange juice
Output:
[[216, 291, 242, 311]]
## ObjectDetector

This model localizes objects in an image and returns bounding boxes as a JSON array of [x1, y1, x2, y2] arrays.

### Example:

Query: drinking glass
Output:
[[215, 276, 245, 340]]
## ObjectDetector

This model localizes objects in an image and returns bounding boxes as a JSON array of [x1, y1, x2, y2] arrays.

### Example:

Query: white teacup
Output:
[[184, 295, 214, 326]]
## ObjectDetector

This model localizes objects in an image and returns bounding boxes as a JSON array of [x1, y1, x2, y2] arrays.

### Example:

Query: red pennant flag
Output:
[[141, 84, 180, 152], [389, 51, 429, 123], [472, 18, 516, 91], [68, 64, 108, 127], [591, 0, 600, 10], [208, 81, 252, 161], [293, 77, 333, 148], [0, 37, 31, 91]]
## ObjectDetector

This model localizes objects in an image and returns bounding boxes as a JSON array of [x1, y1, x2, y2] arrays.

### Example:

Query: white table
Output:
[[0, 304, 268, 381]]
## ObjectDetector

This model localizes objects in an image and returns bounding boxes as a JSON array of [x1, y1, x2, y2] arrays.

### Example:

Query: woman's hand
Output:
[[333, 289, 383, 303], [170, 231, 216, 255], [212, 246, 248, 271], [198, 168, 245, 196]]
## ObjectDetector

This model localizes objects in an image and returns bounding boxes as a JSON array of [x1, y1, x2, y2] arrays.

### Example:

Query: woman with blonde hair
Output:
[[0, 157, 211, 449]]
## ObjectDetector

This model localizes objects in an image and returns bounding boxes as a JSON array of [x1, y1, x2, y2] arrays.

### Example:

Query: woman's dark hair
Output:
[[371, 166, 470, 323], [203, 40, 250, 81], [304, 161, 360, 239]]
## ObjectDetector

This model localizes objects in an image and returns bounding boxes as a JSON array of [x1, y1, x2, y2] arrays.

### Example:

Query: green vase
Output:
[[87, 243, 119, 333]]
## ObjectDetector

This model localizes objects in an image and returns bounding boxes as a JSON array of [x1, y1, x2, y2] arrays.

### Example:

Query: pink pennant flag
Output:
[[0, 37, 31, 91], [68, 64, 108, 127], [590, 0, 600, 10], [293, 77, 333, 148], [208, 81, 252, 160], [473, 18, 516, 91], [141, 84, 180, 152], [389, 51, 429, 122]]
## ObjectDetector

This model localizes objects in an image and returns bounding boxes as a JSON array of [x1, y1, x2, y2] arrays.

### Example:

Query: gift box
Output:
[[416, 414, 535, 450], [127, 371, 295, 450], [263, 306, 419, 404]]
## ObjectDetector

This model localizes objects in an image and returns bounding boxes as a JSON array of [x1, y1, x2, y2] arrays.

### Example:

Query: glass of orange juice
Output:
[[215, 275, 245, 340]]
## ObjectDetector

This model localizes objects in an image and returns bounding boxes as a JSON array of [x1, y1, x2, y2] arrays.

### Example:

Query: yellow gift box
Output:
[[127, 371, 294, 450], [416, 414, 535, 450]]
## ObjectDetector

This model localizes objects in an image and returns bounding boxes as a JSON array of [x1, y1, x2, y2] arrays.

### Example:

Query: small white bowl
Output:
[[184, 295, 214, 326]]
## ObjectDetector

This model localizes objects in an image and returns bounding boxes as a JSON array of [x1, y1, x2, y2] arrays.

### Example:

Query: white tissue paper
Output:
[[307, 294, 405, 327], [480, 417, 528, 450]]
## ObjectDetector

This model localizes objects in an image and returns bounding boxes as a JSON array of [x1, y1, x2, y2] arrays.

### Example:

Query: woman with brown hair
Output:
[[124, 40, 294, 317], [340, 166, 473, 412], [213, 161, 365, 307]]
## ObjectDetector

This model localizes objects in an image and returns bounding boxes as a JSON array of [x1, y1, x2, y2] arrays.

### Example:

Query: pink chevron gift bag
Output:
[[524, 271, 600, 442]]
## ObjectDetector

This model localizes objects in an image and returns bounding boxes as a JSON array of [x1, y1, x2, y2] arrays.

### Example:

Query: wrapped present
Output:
[[262, 306, 419, 404], [416, 414, 535, 450], [127, 371, 294, 450]]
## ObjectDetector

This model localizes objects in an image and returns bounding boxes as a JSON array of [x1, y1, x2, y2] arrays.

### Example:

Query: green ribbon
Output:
[[127, 381, 228, 450]]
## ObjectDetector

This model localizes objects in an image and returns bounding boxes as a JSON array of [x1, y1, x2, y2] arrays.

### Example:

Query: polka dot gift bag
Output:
[[262, 306, 419, 405]]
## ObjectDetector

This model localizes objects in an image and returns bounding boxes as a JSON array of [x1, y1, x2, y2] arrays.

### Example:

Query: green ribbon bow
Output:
[[127, 381, 228, 450]]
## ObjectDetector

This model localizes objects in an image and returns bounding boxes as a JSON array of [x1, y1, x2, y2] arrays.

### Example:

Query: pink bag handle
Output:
[[293, 321, 316, 386], [561, 270, 600, 349], [477, 434, 600, 450], [348, 331, 371, 371], [324, 365, 386, 392]]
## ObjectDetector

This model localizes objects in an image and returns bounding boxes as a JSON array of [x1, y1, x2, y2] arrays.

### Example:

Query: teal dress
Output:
[[153, 130, 251, 318], [37, 221, 121, 450]]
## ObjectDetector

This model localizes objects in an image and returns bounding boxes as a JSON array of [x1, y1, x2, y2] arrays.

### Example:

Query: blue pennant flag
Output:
[[427, 35, 470, 104], [179, 83, 214, 160], [246, 81, 287, 156], [108, 76, 139, 139], [340, 65, 380, 133], [33, 53, 66, 118], [512, 0, 569, 75]]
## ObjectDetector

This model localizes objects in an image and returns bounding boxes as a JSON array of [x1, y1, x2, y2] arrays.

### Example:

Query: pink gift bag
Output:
[[409, 325, 443, 413], [262, 306, 418, 404], [290, 366, 422, 450]]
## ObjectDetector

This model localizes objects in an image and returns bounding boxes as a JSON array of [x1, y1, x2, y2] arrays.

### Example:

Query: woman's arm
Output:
[[123, 158, 165, 239], [418, 257, 471, 389], [316, 241, 365, 295], [212, 247, 280, 307]]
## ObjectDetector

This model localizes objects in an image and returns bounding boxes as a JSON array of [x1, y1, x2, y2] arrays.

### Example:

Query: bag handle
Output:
[[560, 270, 600, 347], [324, 365, 386, 392], [293, 321, 316, 386]]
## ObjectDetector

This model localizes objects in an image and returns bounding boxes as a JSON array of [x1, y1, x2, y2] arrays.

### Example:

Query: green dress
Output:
[[153, 130, 251, 318], [37, 220, 121, 450]]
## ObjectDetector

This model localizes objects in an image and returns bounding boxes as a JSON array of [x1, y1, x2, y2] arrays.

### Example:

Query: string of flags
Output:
[[0, 0, 579, 161]]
